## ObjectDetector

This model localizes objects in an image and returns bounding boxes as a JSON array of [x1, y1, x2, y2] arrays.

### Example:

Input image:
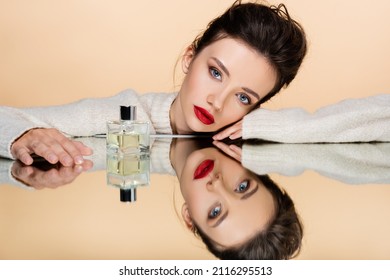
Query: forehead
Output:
[[207, 186, 277, 247], [198, 37, 261, 59]]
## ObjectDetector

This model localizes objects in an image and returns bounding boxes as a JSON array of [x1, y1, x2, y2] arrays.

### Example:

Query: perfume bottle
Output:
[[106, 152, 150, 202], [106, 106, 149, 154]]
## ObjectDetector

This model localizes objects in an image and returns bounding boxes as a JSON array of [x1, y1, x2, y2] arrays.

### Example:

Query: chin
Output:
[[191, 124, 216, 133]]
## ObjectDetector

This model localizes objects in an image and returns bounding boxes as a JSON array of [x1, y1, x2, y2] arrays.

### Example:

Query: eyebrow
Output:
[[241, 184, 259, 200], [211, 57, 261, 101], [212, 57, 230, 77], [242, 87, 261, 101], [211, 211, 229, 228]]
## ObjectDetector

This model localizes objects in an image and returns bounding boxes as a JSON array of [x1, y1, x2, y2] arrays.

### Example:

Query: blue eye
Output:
[[236, 93, 251, 105], [208, 205, 222, 219], [235, 180, 250, 193], [210, 67, 222, 80]]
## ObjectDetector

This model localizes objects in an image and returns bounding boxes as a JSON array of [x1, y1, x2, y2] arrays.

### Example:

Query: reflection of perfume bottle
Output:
[[106, 106, 149, 154], [106, 153, 150, 203]]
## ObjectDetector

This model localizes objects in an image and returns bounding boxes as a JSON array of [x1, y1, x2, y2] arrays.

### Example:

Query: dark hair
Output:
[[191, 1, 307, 103], [193, 175, 303, 260]]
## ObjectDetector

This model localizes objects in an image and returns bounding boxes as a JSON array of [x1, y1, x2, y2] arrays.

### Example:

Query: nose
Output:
[[206, 172, 222, 192], [207, 88, 229, 112], [206, 172, 235, 203]]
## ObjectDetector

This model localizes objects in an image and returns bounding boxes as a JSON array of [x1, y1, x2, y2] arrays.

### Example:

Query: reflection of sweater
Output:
[[242, 143, 390, 184], [1, 91, 389, 159]]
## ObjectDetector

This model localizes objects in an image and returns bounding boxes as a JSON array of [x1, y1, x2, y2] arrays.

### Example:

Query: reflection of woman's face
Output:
[[180, 147, 276, 248]]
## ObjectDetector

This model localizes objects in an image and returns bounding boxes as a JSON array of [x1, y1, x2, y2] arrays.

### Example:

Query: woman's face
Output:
[[179, 147, 276, 248], [174, 37, 277, 134]]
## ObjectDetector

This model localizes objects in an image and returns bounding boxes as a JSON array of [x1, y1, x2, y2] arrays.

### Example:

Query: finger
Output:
[[55, 138, 85, 166], [212, 141, 240, 161], [28, 140, 61, 165], [213, 141, 230, 154], [13, 147, 34, 165], [213, 121, 242, 140], [213, 141, 242, 161], [229, 145, 242, 161], [40, 133, 86, 166], [11, 163, 34, 179], [57, 165, 77, 178], [229, 129, 242, 140], [81, 159, 94, 171], [213, 126, 239, 140], [72, 141, 93, 156]]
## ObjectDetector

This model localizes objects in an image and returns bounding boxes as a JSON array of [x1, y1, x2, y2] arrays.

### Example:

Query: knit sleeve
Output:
[[241, 143, 390, 184], [0, 89, 154, 159], [242, 94, 390, 143]]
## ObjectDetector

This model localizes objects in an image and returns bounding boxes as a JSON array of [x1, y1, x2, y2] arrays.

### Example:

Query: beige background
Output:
[[1, 0, 389, 110], [1, 0, 390, 260]]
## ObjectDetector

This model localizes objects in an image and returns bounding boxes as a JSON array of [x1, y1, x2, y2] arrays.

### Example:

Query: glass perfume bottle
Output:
[[106, 152, 150, 203], [106, 106, 149, 155]]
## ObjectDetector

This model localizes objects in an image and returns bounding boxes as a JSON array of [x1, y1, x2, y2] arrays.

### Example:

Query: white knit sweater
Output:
[[243, 93, 390, 142], [1, 90, 389, 160]]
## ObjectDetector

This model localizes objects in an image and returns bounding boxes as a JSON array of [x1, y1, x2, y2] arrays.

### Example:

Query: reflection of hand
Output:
[[212, 140, 242, 162], [11, 128, 93, 166], [213, 120, 242, 140], [11, 159, 93, 189]]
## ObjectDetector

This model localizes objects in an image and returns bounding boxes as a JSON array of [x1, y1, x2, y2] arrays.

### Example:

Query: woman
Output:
[[0, 1, 307, 165]]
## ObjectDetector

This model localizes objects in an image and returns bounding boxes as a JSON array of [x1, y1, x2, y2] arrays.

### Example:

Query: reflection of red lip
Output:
[[194, 106, 214, 125], [193, 160, 214, 179]]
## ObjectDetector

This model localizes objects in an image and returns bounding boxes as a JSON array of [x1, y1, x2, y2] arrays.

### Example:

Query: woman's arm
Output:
[[215, 94, 390, 143], [0, 89, 155, 164]]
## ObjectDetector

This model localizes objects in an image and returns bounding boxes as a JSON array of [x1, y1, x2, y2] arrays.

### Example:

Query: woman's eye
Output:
[[236, 93, 251, 105], [235, 180, 250, 193], [208, 204, 222, 219], [209, 67, 222, 80]]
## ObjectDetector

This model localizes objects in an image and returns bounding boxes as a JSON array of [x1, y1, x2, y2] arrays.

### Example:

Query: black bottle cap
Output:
[[120, 188, 137, 202], [120, 106, 136, 121]]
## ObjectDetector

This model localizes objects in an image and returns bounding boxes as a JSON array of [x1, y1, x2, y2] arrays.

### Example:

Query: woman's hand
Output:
[[212, 120, 243, 141], [11, 159, 93, 189], [212, 140, 242, 162], [11, 128, 93, 166]]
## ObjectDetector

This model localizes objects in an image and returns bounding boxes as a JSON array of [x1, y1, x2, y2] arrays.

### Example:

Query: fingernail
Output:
[[74, 165, 83, 173], [63, 155, 73, 166], [74, 156, 84, 165], [47, 154, 58, 163]]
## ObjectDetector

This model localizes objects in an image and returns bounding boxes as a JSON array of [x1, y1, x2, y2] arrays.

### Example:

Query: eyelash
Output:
[[209, 67, 222, 80], [235, 180, 251, 193], [208, 204, 222, 220], [236, 93, 251, 105]]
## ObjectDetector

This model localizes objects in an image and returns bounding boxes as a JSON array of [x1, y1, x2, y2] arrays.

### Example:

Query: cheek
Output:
[[183, 67, 211, 100], [221, 100, 249, 124], [181, 181, 211, 220]]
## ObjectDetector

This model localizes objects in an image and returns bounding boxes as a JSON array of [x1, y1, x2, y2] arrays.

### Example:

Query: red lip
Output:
[[193, 159, 214, 180], [194, 105, 214, 125]]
